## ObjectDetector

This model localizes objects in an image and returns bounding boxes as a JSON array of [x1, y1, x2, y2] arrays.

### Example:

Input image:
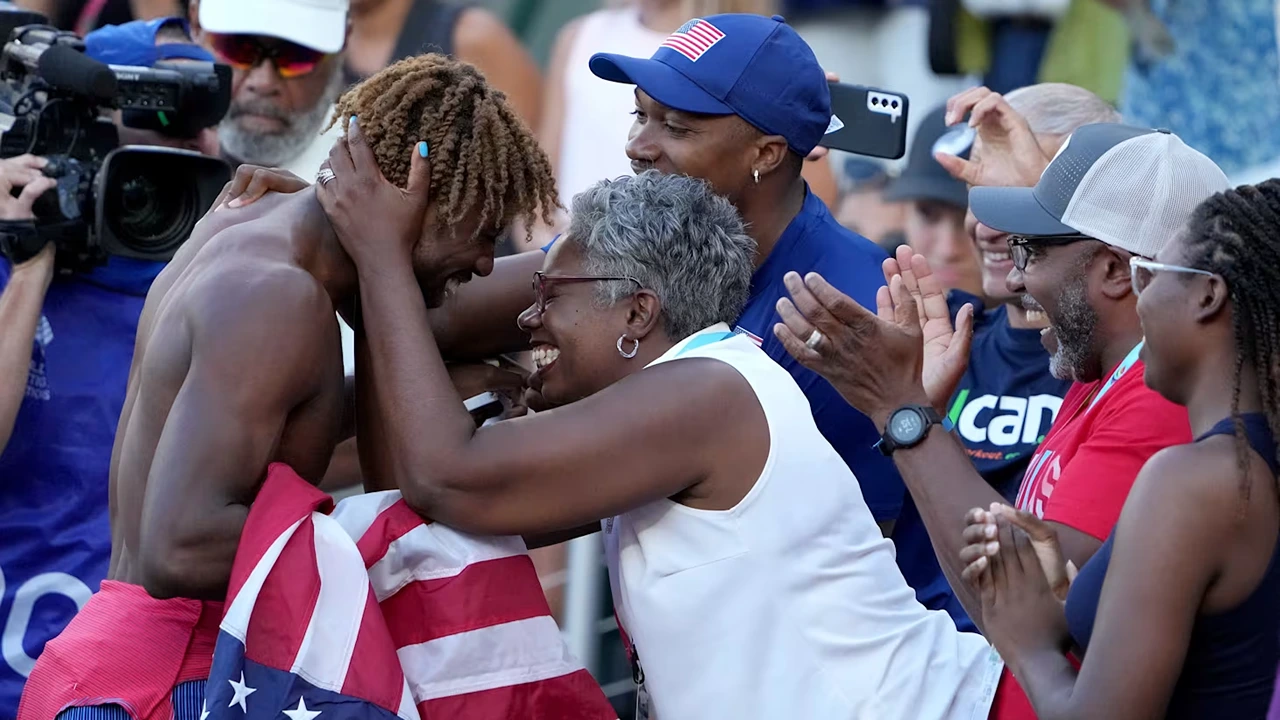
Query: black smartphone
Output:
[[818, 83, 910, 160]]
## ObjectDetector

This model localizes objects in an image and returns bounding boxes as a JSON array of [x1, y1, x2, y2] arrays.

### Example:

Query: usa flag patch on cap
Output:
[[661, 18, 725, 62]]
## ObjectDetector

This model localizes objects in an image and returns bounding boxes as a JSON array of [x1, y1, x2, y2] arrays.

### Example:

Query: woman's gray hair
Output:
[[566, 170, 756, 340]]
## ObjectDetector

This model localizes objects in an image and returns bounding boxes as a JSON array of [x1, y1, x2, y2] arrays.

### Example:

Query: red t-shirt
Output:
[[989, 356, 1193, 719]]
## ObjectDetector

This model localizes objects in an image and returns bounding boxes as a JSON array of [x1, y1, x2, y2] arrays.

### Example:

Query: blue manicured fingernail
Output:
[[417, 141, 429, 158], [349, 115, 357, 127]]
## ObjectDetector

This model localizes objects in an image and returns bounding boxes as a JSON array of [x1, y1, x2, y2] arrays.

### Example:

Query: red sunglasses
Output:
[[207, 33, 329, 79]]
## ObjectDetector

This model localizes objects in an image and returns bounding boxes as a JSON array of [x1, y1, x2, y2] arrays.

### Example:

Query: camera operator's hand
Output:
[[0, 155, 56, 221], [214, 165, 310, 210]]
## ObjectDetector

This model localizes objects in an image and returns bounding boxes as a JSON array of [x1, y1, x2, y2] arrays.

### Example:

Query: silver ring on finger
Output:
[[805, 328, 824, 351], [316, 168, 336, 186]]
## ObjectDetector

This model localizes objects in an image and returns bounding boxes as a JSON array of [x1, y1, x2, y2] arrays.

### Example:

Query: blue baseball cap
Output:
[[590, 14, 832, 157], [85, 18, 221, 138], [84, 17, 215, 67]]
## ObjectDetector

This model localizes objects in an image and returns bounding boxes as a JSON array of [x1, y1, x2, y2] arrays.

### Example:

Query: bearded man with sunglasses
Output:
[[772, 121, 1231, 719], [190, 0, 349, 178]]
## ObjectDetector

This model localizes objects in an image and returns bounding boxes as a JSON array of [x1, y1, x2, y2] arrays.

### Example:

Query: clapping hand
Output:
[[882, 245, 974, 414], [968, 513, 1073, 661], [935, 87, 1051, 189], [961, 503, 1078, 602], [773, 267, 927, 428]]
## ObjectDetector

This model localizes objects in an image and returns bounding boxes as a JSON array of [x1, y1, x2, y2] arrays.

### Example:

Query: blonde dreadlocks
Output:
[[326, 53, 559, 240]]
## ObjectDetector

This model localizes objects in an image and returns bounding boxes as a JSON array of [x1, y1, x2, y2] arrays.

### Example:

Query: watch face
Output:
[[890, 408, 925, 443]]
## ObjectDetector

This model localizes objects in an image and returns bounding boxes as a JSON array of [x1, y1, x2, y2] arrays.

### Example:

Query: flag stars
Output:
[[227, 671, 257, 712], [283, 697, 322, 720]]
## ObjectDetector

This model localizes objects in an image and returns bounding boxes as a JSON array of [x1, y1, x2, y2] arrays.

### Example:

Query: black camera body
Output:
[[0, 9, 231, 270]]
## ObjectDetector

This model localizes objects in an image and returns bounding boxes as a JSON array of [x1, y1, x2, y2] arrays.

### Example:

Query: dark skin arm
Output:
[[972, 446, 1221, 719], [138, 272, 335, 599], [357, 266, 746, 536], [773, 261, 1101, 631], [352, 315, 585, 547], [316, 122, 761, 536]]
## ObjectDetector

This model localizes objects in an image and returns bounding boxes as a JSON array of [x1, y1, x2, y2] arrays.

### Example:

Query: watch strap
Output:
[[876, 404, 944, 457], [0, 220, 47, 265]]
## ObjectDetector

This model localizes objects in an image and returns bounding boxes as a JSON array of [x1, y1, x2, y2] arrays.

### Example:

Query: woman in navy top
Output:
[[959, 180, 1280, 719]]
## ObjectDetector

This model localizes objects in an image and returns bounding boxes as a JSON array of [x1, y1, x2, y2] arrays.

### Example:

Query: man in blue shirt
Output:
[[0, 19, 222, 714]]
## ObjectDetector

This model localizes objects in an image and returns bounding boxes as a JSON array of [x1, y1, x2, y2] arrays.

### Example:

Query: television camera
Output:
[[0, 5, 232, 269]]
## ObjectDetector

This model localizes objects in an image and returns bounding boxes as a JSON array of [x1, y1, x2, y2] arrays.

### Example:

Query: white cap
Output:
[[198, 0, 349, 54], [970, 124, 1230, 259]]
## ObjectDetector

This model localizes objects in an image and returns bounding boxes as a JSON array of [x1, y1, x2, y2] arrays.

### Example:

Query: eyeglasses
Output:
[[1007, 234, 1090, 272], [531, 271, 641, 314], [1129, 257, 1216, 296], [207, 33, 329, 79]]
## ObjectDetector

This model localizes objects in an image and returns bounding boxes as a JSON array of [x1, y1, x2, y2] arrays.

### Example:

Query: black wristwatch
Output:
[[875, 404, 945, 457]]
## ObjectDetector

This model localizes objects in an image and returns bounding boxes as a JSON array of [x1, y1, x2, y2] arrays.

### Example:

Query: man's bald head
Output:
[[1005, 83, 1122, 139]]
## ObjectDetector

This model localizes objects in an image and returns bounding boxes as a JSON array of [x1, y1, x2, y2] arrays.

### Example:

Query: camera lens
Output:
[[104, 166, 198, 255]]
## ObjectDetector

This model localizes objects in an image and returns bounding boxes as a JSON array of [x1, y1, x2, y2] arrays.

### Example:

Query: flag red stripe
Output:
[[678, 32, 713, 51], [381, 554, 551, 648], [663, 37, 705, 58], [691, 26, 723, 42], [415, 669, 616, 720], [356, 498, 431, 568], [228, 463, 331, 603], [341, 589, 408, 710], [690, 24, 724, 40], [242, 515, 319, 670], [660, 41, 699, 61], [688, 27, 722, 45]]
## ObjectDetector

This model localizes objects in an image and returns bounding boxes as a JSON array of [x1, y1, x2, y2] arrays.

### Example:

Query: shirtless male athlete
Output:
[[18, 54, 558, 720]]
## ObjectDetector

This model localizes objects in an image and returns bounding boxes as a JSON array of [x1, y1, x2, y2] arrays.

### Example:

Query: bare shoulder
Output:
[[1124, 440, 1244, 538], [185, 256, 333, 345], [454, 6, 522, 55], [612, 355, 759, 426]]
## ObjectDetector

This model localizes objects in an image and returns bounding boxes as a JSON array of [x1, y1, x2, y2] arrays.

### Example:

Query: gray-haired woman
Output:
[[319, 133, 1001, 718]]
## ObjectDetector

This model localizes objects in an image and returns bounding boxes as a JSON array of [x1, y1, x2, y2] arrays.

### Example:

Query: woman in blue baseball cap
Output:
[[580, 12, 907, 532]]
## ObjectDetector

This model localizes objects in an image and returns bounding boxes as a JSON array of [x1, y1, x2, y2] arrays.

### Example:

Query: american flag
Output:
[[733, 326, 765, 348], [660, 19, 725, 62], [202, 463, 617, 720]]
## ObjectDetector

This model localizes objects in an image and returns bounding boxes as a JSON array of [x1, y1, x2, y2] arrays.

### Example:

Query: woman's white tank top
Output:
[[603, 324, 1004, 720], [556, 7, 667, 206]]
